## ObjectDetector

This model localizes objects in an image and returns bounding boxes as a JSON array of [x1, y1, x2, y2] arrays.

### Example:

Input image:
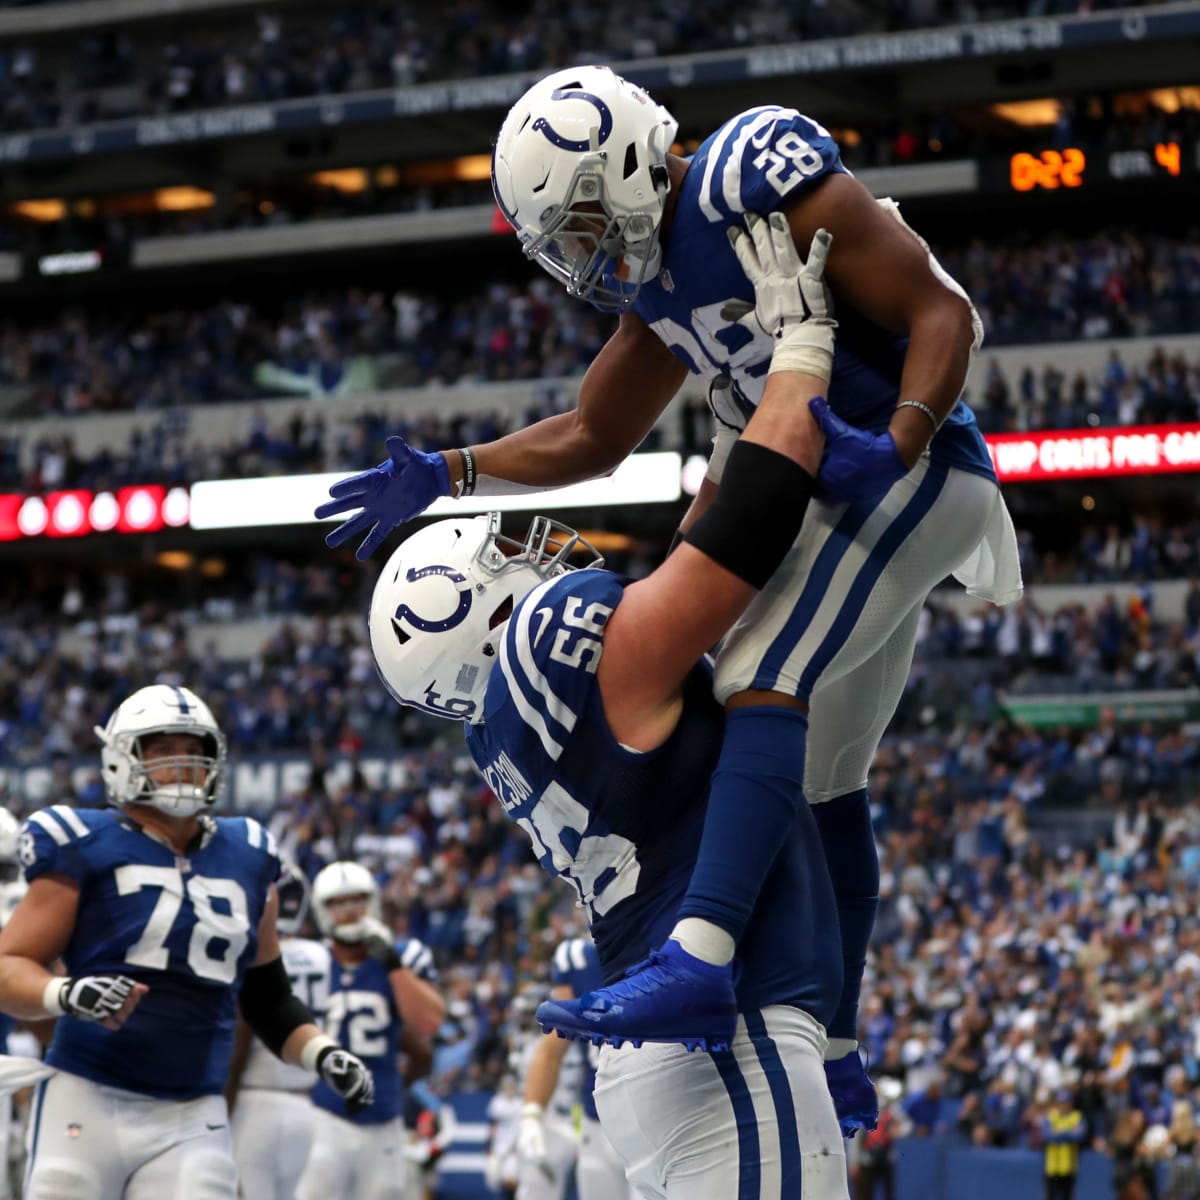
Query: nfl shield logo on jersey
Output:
[[66, 1124, 81, 1139]]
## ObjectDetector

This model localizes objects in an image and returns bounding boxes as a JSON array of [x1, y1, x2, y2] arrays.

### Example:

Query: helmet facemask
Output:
[[124, 730, 224, 818], [522, 147, 669, 312], [492, 65, 678, 313]]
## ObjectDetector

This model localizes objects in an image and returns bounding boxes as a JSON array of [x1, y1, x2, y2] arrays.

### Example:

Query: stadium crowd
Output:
[[2, 583, 1200, 1181], [0, 0, 1174, 135], [2, 564, 1198, 766], [0, 229, 1198, 436]]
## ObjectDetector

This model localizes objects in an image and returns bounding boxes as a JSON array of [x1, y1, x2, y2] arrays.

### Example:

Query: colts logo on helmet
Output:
[[532, 86, 613, 152], [393, 565, 473, 634]]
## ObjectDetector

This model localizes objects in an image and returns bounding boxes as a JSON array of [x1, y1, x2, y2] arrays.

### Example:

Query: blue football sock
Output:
[[675, 705, 808, 943], [812, 788, 879, 1043]]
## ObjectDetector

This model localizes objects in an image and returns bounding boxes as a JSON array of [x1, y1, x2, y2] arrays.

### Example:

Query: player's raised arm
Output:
[[317, 66, 691, 560], [357, 922, 447, 1039], [783, 172, 979, 496], [596, 215, 832, 749], [315, 313, 686, 561]]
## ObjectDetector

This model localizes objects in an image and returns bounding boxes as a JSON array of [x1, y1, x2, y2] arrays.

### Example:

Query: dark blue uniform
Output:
[[314, 956, 404, 1125], [632, 105, 995, 483], [20, 805, 279, 1099], [465, 570, 842, 1027]]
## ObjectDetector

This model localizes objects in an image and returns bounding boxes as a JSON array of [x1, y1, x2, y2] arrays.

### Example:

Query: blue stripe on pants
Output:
[[24, 1077, 47, 1195], [712, 1043, 763, 1200], [752, 492, 887, 695], [797, 462, 949, 697], [745, 1011, 802, 1199]]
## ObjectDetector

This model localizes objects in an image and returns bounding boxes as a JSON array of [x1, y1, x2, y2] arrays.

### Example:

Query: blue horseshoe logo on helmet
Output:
[[393, 565, 472, 633], [532, 86, 613, 152]]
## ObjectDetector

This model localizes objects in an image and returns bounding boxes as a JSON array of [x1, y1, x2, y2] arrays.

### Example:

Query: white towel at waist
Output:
[[952, 484, 1024, 606]]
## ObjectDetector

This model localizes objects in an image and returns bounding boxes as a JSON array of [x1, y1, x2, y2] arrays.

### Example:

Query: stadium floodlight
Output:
[[188, 451, 684, 531]]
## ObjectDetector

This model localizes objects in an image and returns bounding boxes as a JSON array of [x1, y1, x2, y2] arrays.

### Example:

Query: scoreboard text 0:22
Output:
[[1008, 141, 1190, 191]]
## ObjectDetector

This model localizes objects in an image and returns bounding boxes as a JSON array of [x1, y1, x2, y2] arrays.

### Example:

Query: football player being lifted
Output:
[[365, 215, 852, 1197]]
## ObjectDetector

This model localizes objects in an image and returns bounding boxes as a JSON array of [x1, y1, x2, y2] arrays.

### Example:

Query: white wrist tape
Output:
[[521, 1102, 545, 1120], [42, 977, 66, 1017], [300, 1033, 338, 1073], [766, 325, 835, 382], [705, 428, 738, 485]]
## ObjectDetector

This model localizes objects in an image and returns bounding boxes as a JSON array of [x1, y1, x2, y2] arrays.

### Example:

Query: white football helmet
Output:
[[369, 513, 602, 724], [94, 685, 226, 818], [312, 861, 381, 943], [492, 64, 678, 311]]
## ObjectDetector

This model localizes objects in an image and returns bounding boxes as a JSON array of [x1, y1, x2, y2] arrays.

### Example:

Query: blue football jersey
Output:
[[20, 805, 279, 1099], [466, 571, 841, 1025], [551, 937, 604, 1120], [631, 105, 995, 482], [314, 955, 404, 1125]]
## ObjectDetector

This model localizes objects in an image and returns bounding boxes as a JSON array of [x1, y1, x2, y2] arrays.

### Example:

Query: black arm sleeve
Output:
[[682, 439, 815, 590], [238, 956, 316, 1058]]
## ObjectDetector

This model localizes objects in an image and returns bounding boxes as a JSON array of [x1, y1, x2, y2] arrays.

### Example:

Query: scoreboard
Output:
[[1003, 139, 1196, 192]]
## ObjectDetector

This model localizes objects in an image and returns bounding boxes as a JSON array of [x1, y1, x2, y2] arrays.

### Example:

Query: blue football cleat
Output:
[[824, 1052, 879, 1137], [536, 940, 738, 1052]]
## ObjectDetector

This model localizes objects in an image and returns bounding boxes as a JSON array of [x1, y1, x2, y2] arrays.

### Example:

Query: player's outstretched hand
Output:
[[315, 435, 452, 560], [808, 397, 910, 502], [53, 974, 148, 1030], [316, 1045, 376, 1114], [724, 213, 835, 340]]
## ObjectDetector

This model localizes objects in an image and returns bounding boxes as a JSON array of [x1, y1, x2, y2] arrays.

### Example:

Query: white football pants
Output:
[[714, 461, 1010, 802], [294, 1108, 407, 1200], [24, 1070, 237, 1199], [232, 1087, 316, 1200], [594, 1006, 848, 1200], [578, 1114, 643, 1200]]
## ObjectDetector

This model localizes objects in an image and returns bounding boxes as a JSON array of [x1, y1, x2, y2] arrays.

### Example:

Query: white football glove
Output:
[[517, 1103, 551, 1179], [358, 916, 404, 972], [46, 975, 141, 1025], [316, 1045, 376, 1114], [723, 213, 836, 383]]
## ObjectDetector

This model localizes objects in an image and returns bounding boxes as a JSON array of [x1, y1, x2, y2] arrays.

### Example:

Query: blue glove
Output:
[[315, 435, 452, 560], [808, 397, 910, 503]]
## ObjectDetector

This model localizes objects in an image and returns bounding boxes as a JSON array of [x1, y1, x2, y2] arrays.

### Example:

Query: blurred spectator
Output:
[[0, 1, 1182, 136], [855, 1102, 901, 1199], [1164, 1103, 1200, 1200], [1043, 1089, 1086, 1200]]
